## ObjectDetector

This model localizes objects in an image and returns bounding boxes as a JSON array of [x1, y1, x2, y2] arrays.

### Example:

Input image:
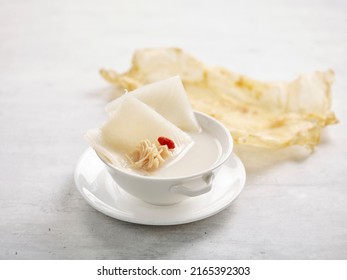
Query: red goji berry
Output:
[[158, 136, 175, 149]]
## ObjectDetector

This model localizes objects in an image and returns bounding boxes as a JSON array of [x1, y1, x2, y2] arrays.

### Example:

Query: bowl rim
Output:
[[97, 111, 233, 181]]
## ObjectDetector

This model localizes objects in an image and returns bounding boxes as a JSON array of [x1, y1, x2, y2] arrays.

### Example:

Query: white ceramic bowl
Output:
[[98, 111, 233, 205]]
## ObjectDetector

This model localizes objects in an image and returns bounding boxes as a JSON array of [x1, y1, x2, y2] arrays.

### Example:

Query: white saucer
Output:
[[74, 148, 246, 225]]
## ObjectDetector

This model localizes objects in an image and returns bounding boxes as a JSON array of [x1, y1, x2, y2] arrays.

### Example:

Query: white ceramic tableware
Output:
[[74, 148, 246, 225], [97, 111, 233, 205]]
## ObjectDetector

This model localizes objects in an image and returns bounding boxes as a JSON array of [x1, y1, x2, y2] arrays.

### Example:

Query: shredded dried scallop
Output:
[[126, 139, 170, 172], [100, 48, 338, 150]]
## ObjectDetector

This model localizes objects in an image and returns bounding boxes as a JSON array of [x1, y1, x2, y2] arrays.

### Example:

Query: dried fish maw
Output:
[[100, 48, 338, 150]]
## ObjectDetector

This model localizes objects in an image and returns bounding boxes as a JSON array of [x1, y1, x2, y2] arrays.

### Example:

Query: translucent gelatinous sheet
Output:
[[100, 48, 338, 150]]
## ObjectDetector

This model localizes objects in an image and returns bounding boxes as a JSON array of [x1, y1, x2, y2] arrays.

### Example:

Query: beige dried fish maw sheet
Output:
[[100, 48, 338, 150]]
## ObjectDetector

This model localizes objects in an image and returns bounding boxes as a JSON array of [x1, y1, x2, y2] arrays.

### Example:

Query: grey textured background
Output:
[[0, 0, 346, 259]]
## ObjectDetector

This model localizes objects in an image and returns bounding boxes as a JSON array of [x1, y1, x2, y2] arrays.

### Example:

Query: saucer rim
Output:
[[74, 148, 246, 226]]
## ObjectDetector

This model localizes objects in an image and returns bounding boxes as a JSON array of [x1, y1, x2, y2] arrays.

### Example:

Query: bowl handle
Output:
[[170, 173, 214, 197]]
